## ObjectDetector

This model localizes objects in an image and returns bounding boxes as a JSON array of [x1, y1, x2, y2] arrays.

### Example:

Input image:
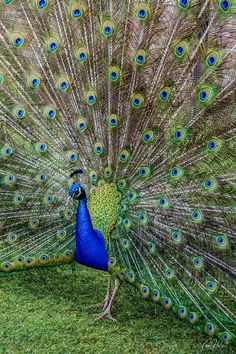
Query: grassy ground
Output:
[[0, 264, 235, 354]]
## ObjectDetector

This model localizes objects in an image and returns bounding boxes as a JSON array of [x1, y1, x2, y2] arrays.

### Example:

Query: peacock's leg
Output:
[[92, 278, 121, 322], [102, 275, 112, 311], [88, 275, 112, 309]]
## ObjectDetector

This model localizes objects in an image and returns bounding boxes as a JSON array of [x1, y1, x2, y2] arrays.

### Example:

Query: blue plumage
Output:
[[68, 183, 108, 271]]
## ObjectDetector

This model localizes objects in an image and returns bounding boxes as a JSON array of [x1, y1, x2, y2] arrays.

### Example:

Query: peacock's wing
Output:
[[0, 0, 235, 344]]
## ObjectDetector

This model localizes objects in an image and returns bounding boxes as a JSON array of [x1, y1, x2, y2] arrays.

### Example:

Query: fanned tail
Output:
[[0, 0, 235, 345]]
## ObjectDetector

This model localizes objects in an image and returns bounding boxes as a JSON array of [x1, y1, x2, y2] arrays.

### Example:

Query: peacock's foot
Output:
[[91, 308, 117, 322]]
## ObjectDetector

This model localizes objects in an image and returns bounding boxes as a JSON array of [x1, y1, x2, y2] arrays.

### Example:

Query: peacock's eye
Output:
[[136, 4, 150, 20], [57, 77, 70, 91], [205, 179, 211, 187], [102, 21, 114, 37], [37, 0, 47, 9], [71, 4, 84, 18], [178, 0, 191, 8], [118, 149, 130, 163], [74, 9, 81, 17], [14, 106, 26, 120], [139, 9, 145, 17], [80, 52, 85, 60], [50, 42, 56, 50], [221, 0, 229, 11], [108, 66, 121, 83], [180, 0, 188, 7], [86, 91, 97, 105], [200, 90, 207, 101], [198, 86, 215, 104], [15, 37, 22, 46], [49, 110, 54, 117], [137, 55, 144, 63], [172, 168, 177, 176], [131, 93, 144, 108], [208, 56, 215, 65], [207, 137, 222, 153], [67, 150, 78, 163], [175, 131, 181, 138], [48, 37, 60, 53], [218, 237, 223, 244], [139, 168, 145, 176], [105, 27, 111, 34], [134, 50, 147, 66], [1, 146, 13, 157], [161, 91, 167, 99], [209, 141, 214, 149], [30, 74, 41, 89], [173, 127, 188, 144], [176, 46, 183, 55]]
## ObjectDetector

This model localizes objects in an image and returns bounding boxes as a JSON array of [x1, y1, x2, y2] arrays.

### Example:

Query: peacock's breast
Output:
[[87, 181, 121, 242]]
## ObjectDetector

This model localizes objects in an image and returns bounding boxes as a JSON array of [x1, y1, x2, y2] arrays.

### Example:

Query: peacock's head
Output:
[[67, 168, 86, 203], [67, 182, 86, 203]]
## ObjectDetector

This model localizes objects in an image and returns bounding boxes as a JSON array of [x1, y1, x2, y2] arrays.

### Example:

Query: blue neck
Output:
[[76, 198, 93, 235], [74, 198, 108, 271]]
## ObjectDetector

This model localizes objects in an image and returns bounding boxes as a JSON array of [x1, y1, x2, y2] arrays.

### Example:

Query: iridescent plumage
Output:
[[0, 0, 235, 345]]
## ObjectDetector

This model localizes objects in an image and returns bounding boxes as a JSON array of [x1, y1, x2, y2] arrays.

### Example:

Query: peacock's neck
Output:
[[76, 198, 93, 236]]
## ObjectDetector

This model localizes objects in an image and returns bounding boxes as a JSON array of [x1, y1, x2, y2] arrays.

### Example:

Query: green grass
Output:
[[0, 264, 235, 354]]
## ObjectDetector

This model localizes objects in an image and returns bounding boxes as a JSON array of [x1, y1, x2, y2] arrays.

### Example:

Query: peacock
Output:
[[0, 0, 236, 346]]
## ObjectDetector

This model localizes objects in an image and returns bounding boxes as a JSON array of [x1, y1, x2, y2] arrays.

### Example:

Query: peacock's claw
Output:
[[92, 309, 117, 323]]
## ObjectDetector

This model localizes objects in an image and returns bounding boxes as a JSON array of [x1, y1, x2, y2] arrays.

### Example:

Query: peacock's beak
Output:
[[66, 187, 82, 204], [66, 196, 72, 205]]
